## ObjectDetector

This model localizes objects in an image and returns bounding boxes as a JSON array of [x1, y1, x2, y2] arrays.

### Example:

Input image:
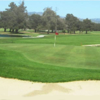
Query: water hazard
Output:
[[0, 34, 30, 37]]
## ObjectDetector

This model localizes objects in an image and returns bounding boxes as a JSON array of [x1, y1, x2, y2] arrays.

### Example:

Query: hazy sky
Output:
[[0, 0, 100, 19]]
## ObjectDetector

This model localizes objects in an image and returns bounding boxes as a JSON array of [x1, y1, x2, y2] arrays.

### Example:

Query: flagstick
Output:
[[54, 35, 56, 47]]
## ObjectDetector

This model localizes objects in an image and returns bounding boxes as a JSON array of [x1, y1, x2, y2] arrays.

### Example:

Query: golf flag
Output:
[[55, 32, 59, 35], [54, 32, 58, 47]]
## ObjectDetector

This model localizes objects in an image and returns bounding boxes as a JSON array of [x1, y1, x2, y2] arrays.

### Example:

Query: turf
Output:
[[0, 49, 100, 82], [0, 32, 100, 82], [0, 34, 100, 46], [1, 44, 100, 69]]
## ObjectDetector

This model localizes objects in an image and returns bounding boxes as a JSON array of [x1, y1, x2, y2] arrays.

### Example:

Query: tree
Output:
[[42, 8, 57, 34], [29, 14, 42, 32], [0, 12, 2, 28], [14, 1, 28, 33], [6, 2, 18, 32], [57, 16, 66, 31], [0, 1, 28, 33], [65, 14, 79, 34], [93, 23, 100, 31], [0, 11, 10, 32], [83, 18, 93, 34], [76, 20, 84, 33]]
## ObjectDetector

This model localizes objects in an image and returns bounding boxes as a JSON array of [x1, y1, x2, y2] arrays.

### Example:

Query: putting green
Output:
[[0, 43, 100, 69]]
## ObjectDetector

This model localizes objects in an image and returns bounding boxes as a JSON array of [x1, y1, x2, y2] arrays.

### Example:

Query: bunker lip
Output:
[[0, 77, 100, 100]]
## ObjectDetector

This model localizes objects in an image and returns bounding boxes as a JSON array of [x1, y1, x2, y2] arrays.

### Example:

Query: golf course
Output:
[[1, 1, 100, 99], [0, 29, 100, 82]]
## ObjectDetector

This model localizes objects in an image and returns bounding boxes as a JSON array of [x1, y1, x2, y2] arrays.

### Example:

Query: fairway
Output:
[[0, 33, 100, 82]]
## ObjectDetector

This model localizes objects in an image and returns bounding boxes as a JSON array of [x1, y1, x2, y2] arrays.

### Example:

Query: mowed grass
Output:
[[0, 49, 100, 82], [1, 44, 100, 69], [1, 32, 100, 82], [0, 34, 100, 45]]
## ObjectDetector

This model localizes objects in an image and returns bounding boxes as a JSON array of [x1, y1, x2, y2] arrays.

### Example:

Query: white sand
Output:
[[83, 44, 100, 47], [0, 77, 100, 100]]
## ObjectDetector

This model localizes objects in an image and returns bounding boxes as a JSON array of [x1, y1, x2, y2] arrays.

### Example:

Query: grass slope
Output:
[[0, 49, 100, 82], [1, 44, 100, 69]]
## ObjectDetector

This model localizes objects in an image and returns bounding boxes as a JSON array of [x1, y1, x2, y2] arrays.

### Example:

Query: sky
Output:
[[0, 0, 100, 19]]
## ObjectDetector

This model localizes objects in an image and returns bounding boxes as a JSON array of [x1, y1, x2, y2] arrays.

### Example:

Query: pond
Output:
[[0, 34, 30, 37]]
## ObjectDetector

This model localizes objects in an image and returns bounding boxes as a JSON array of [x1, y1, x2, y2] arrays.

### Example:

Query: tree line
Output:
[[0, 1, 100, 34]]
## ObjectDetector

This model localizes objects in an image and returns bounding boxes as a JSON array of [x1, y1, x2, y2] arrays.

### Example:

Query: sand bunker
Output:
[[0, 77, 100, 100], [23, 35, 46, 38], [83, 44, 100, 47]]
